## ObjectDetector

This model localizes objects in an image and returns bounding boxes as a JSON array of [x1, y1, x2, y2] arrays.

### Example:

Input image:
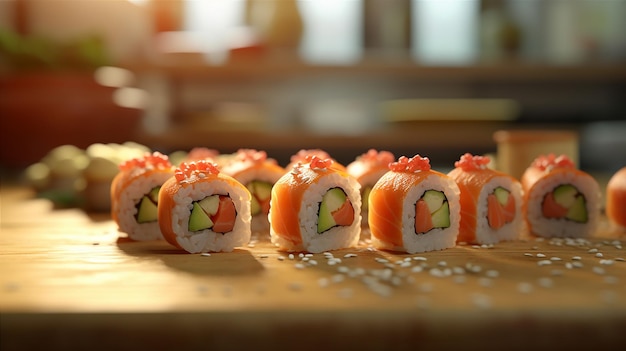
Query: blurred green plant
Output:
[[0, 29, 110, 71]]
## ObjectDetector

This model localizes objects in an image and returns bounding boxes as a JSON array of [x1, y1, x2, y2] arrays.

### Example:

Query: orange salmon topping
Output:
[[359, 149, 395, 167], [389, 155, 431, 173], [454, 153, 490, 171], [175, 160, 220, 182]]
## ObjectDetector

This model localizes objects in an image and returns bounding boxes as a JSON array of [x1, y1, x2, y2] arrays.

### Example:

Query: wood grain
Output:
[[1, 186, 625, 350]]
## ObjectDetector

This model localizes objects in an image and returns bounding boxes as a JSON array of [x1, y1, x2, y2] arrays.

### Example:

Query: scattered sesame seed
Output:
[[472, 245, 481, 249], [595, 252, 604, 258], [572, 256, 582, 260], [536, 253, 547, 258], [400, 261, 412, 268], [298, 253, 304, 258], [247, 243, 256, 248], [258, 254, 269, 259], [452, 267, 466, 275], [572, 261, 584, 268], [302, 257, 310, 262], [294, 263, 305, 269], [277, 256, 285, 261], [588, 248, 599, 253], [375, 258, 389, 264], [288, 254, 295, 260], [413, 256, 428, 261], [453, 275, 467, 284], [550, 257, 562, 261], [532, 246, 539, 250], [337, 266, 350, 273], [524, 253, 534, 257], [344, 253, 358, 258], [200, 253, 211, 257], [366, 247, 377, 252], [599, 259, 614, 265], [309, 259, 318, 266], [331, 274, 345, 283], [615, 257, 625, 262], [565, 262, 574, 269], [305, 253, 314, 258], [438, 261, 448, 267], [551, 269, 564, 276]]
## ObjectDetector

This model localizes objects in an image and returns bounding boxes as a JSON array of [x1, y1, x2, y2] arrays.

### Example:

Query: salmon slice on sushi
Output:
[[368, 155, 461, 254], [110, 152, 174, 241], [286, 149, 347, 172], [346, 149, 395, 227], [158, 160, 252, 253], [269, 155, 361, 253], [220, 149, 285, 232], [448, 153, 524, 245], [521, 154, 600, 238], [606, 167, 626, 232]]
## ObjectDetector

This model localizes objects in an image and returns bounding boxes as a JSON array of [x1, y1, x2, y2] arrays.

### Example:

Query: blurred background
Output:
[[1, 0, 625, 173]]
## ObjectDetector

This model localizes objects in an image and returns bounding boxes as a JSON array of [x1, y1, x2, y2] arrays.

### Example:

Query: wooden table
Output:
[[1, 185, 625, 350]]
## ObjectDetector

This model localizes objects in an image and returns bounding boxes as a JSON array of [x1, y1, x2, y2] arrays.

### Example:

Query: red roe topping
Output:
[[389, 155, 431, 173], [236, 149, 272, 164], [185, 147, 219, 162], [175, 160, 220, 182], [308, 155, 333, 170], [291, 149, 331, 164], [360, 149, 395, 166], [454, 153, 490, 171], [119, 152, 171, 171], [532, 153, 575, 171]]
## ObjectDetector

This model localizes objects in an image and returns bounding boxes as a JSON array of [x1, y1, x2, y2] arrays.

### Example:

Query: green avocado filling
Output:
[[135, 186, 160, 223], [423, 190, 450, 229], [317, 187, 348, 234], [553, 184, 588, 223]]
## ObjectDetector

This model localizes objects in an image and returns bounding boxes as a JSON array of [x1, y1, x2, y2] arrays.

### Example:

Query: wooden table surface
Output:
[[1, 185, 625, 350]]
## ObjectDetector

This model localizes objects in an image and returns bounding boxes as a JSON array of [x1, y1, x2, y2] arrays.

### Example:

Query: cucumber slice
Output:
[[493, 187, 510, 206], [431, 201, 450, 228], [136, 196, 158, 223], [566, 194, 588, 223], [422, 190, 446, 213], [317, 187, 346, 234], [189, 202, 214, 232], [553, 184, 578, 208]]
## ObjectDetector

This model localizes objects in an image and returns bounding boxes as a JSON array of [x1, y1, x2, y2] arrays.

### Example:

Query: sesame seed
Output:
[[592, 266, 606, 275], [524, 253, 534, 257], [452, 266, 466, 275], [588, 248, 599, 253], [538, 277, 554, 288], [411, 266, 424, 273], [517, 282, 534, 294], [532, 246, 539, 250], [572, 261, 584, 268], [400, 261, 412, 268], [472, 245, 481, 249], [551, 269, 564, 276], [599, 259, 614, 265], [288, 254, 295, 260], [538, 260, 552, 266], [453, 275, 467, 284], [595, 252, 604, 258], [247, 243, 256, 248], [301, 257, 310, 262], [550, 257, 562, 261], [277, 256, 285, 261], [572, 256, 582, 260], [412, 256, 428, 261], [337, 266, 350, 273], [305, 253, 314, 258], [366, 247, 377, 252], [258, 254, 269, 259], [294, 263, 305, 269], [308, 259, 318, 266], [375, 258, 389, 264], [344, 253, 358, 258], [298, 253, 304, 258], [565, 262, 574, 269], [331, 274, 345, 283], [615, 257, 625, 262], [536, 253, 547, 258], [200, 253, 211, 257], [438, 261, 448, 267], [485, 270, 499, 278]]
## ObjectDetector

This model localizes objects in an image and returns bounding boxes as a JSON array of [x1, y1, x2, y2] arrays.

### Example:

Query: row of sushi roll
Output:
[[110, 147, 625, 254]]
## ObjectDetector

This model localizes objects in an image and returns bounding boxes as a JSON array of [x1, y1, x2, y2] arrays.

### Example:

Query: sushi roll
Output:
[[286, 149, 347, 172], [269, 155, 361, 253], [521, 154, 600, 238], [220, 149, 285, 232], [158, 160, 252, 253], [368, 155, 461, 253], [110, 152, 174, 241], [448, 153, 524, 244], [605, 166, 626, 232], [346, 149, 395, 226]]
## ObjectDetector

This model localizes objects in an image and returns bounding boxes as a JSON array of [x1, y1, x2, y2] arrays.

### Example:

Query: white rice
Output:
[[116, 172, 172, 241], [169, 179, 251, 253], [474, 176, 525, 244], [270, 172, 361, 253], [525, 171, 600, 238], [371, 174, 461, 254]]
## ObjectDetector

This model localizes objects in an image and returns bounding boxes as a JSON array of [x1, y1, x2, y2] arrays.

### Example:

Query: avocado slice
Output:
[[189, 202, 214, 232], [252, 181, 273, 201], [493, 187, 510, 206], [198, 195, 220, 216], [422, 190, 446, 213], [361, 186, 372, 211], [148, 186, 161, 203], [566, 194, 588, 223], [553, 184, 578, 208], [431, 201, 450, 228], [136, 196, 158, 223], [317, 187, 347, 234]]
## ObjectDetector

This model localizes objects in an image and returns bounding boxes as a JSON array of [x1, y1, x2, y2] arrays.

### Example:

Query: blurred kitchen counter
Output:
[[1, 184, 625, 350]]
